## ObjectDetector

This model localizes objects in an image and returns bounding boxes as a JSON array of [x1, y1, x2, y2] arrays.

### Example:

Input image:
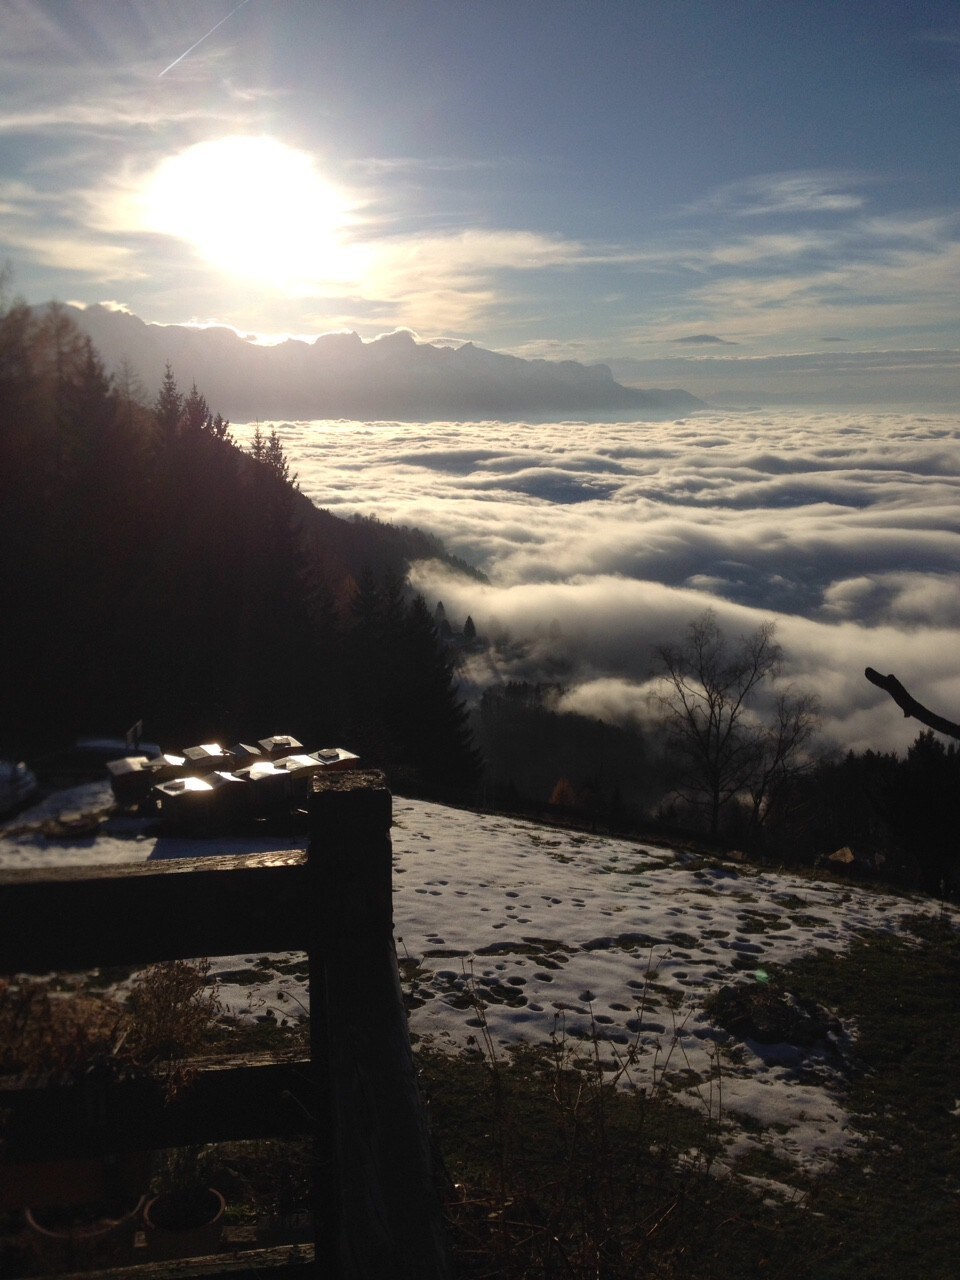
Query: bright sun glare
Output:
[[141, 136, 357, 289]]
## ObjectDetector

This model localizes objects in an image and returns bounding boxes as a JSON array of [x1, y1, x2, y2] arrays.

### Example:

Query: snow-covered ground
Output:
[[3, 783, 954, 1182]]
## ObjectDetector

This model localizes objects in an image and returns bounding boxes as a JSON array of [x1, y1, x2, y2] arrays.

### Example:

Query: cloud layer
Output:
[[232, 409, 960, 756]]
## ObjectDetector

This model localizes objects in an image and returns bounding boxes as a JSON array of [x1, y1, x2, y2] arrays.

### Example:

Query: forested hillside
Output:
[[0, 297, 479, 794], [3, 294, 958, 894]]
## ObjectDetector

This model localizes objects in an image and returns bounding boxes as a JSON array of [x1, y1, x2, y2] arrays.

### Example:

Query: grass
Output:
[[4, 906, 957, 1277], [416, 1034, 726, 1278], [47, 908, 950, 1277], [758, 914, 960, 1279], [416, 912, 960, 1279]]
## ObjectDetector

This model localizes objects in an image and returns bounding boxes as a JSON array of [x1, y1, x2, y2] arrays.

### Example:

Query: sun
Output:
[[140, 136, 358, 289]]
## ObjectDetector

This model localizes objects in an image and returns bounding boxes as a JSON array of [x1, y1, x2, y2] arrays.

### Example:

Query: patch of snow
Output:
[[3, 789, 955, 1180]]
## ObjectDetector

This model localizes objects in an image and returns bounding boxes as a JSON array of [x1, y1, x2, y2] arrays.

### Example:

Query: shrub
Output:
[[0, 959, 221, 1099]]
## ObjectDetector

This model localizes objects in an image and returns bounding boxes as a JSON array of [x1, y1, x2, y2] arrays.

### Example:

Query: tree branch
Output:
[[864, 668, 960, 741]]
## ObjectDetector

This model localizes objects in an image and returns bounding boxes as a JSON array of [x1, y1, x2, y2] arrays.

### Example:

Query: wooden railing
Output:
[[0, 770, 447, 1280]]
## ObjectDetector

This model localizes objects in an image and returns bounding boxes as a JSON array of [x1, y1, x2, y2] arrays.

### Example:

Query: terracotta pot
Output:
[[0, 1151, 151, 1212], [24, 1194, 144, 1275], [143, 1187, 225, 1260]]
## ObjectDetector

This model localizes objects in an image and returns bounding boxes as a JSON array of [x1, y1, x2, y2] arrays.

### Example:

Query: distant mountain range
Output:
[[59, 304, 703, 423]]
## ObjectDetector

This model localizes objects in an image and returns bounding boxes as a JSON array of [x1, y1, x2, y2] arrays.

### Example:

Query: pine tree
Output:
[[249, 422, 266, 463], [209, 411, 230, 441], [397, 594, 480, 792], [181, 382, 210, 435], [61, 337, 114, 466], [344, 568, 408, 767], [154, 363, 183, 444], [264, 428, 298, 488]]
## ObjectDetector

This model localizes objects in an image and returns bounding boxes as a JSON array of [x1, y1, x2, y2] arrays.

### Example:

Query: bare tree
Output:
[[746, 687, 821, 832], [656, 610, 818, 839]]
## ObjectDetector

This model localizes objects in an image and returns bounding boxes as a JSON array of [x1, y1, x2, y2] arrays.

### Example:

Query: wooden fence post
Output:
[[308, 771, 448, 1280]]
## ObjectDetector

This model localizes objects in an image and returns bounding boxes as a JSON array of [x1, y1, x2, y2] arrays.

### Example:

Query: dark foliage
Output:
[[0, 299, 479, 795], [472, 683, 667, 825], [344, 573, 479, 794], [762, 730, 960, 893]]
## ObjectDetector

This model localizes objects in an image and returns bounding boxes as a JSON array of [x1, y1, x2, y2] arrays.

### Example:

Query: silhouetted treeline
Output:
[[759, 729, 959, 893], [0, 297, 478, 795], [471, 683, 671, 828], [471, 682, 958, 895]]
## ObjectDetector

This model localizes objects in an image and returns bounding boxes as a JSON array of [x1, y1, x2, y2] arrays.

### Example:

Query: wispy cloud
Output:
[[348, 155, 510, 177], [0, 98, 220, 134], [692, 171, 868, 218], [0, 228, 141, 278], [913, 28, 960, 47], [620, 207, 960, 350], [688, 239, 960, 336], [670, 333, 737, 345]]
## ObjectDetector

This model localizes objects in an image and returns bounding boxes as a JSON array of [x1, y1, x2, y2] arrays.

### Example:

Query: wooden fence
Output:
[[0, 770, 448, 1280]]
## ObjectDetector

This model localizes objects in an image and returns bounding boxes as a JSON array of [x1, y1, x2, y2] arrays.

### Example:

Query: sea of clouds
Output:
[[234, 410, 960, 756]]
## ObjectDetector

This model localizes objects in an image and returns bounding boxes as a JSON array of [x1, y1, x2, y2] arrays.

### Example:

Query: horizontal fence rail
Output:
[[0, 850, 311, 973], [0, 770, 448, 1280], [0, 1050, 314, 1164]]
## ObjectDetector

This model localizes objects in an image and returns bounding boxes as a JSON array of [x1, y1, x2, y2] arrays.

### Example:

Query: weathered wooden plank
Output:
[[0, 849, 306, 884], [0, 851, 312, 972], [0, 1050, 314, 1167], [11, 1243, 318, 1279]]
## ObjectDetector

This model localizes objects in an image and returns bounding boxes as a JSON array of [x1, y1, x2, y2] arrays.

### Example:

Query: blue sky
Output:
[[1, 0, 958, 403]]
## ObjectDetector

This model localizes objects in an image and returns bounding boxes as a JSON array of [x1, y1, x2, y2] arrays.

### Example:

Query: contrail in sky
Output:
[[159, 0, 252, 77]]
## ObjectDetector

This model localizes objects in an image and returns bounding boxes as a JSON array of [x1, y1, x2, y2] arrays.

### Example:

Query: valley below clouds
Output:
[[236, 409, 960, 756]]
